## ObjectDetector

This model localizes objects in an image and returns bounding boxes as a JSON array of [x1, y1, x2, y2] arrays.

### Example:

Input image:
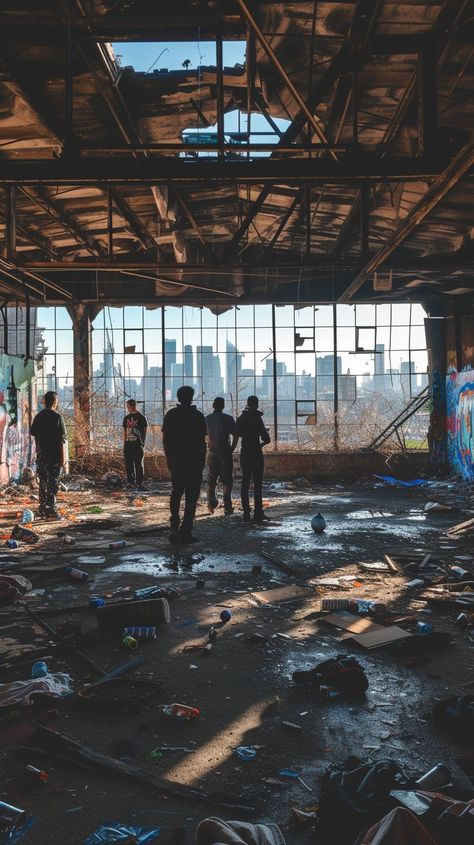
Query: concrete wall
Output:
[[0, 353, 36, 484], [138, 450, 430, 481]]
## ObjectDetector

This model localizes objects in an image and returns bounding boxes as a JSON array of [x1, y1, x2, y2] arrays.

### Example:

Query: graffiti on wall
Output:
[[0, 354, 36, 484], [447, 369, 474, 481]]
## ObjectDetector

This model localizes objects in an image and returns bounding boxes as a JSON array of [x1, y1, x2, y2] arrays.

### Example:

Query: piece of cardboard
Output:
[[348, 625, 412, 649], [251, 585, 309, 604], [322, 611, 382, 634]]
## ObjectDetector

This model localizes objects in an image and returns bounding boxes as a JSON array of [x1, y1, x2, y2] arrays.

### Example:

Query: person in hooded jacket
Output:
[[233, 395, 271, 522], [162, 385, 207, 543]]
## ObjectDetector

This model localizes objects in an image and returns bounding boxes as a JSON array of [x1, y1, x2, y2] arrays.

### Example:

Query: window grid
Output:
[[35, 304, 429, 452]]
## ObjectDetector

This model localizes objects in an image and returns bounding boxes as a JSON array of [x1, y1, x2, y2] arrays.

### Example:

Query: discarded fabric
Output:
[[0, 674, 73, 708], [84, 822, 160, 844], [373, 475, 426, 487]]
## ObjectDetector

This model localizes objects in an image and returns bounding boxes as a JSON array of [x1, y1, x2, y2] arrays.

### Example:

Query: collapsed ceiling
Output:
[[0, 0, 473, 306]]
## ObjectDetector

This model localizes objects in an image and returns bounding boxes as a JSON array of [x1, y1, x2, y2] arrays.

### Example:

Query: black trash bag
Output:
[[293, 655, 369, 695], [432, 694, 474, 737], [318, 756, 410, 844]]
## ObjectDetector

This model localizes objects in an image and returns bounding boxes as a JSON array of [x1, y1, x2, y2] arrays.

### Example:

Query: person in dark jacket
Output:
[[162, 385, 207, 544], [30, 391, 67, 518], [123, 399, 148, 489], [233, 395, 271, 522], [205, 397, 237, 515]]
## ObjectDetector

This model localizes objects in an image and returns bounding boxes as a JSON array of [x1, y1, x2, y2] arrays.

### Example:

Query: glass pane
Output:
[[37, 308, 56, 330], [336, 304, 355, 326], [274, 305, 294, 326], [124, 329, 143, 353], [391, 325, 409, 348], [254, 304, 272, 326], [275, 327, 294, 351], [391, 304, 411, 323], [123, 306, 143, 328], [143, 329, 162, 353], [410, 324, 426, 349], [356, 304, 375, 324], [55, 355, 73, 379], [411, 303, 426, 324], [55, 308, 72, 330], [43, 330, 56, 353], [105, 307, 124, 329], [236, 305, 254, 327], [144, 307, 162, 328], [164, 307, 183, 328], [55, 330, 73, 354], [315, 306, 334, 327], [315, 327, 334, 351], [375, 303, 391, 325], [236, 328, 255, 352]]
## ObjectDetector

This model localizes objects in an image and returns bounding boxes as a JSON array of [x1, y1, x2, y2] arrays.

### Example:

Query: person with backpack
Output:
[[162, 385, 207, 544], [122, 398, 148, 489], [30, 391, 67, 519], [233, 395, 271, 522]]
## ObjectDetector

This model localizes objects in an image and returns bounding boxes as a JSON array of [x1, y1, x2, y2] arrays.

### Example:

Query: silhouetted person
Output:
[[205, 397, 236, 515], [162, 385, 207, 544], [234, 395, 270, 522], [30, 391, 66, 519], [123, 399, 147, 489]]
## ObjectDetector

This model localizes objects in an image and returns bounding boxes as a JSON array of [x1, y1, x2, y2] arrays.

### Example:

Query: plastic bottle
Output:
[[31, 661, 48, 679], [415, 763, 451, 788], [449, 565, 471, 581], [89, 597, 106, 608], [64, 566, 89, 582], [21, 509, 34, 524], [109, 540, 127, 550], [350, 599, 387, 616], [23, 765, 48, 784], [123, 626, 157, 640], [5, 539, 19, 549], [161, 703, 200, 719], [417, 621, 433, 635], [122, 635, 138, 649]]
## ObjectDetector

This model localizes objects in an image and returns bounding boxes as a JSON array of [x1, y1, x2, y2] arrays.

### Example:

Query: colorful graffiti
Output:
[[0, 354, 36, 484], [447, 369, 474, 481]]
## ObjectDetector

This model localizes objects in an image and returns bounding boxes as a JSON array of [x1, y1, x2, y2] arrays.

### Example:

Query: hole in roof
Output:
[[112, 41, 290, 158]]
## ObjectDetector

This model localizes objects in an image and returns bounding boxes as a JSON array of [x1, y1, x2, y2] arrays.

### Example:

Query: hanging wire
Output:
[[145, 47, 169, 75]]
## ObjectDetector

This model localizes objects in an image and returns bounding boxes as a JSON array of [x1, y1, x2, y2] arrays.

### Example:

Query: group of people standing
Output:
[[30, 387, 271, 544]]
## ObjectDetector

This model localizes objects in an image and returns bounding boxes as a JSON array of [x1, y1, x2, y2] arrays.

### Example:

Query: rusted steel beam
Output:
[[339, 140, 474, 302]]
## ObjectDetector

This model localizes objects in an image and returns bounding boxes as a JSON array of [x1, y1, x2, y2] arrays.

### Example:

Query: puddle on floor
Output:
[[93, 550, 271, 582]]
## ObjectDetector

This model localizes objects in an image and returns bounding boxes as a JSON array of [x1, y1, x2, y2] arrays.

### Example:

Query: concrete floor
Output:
[[0, 478, 473, 844]]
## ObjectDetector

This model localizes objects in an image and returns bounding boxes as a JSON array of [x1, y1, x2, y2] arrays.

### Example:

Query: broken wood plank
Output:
[[384, 554, 402, 574], [250, 585, 310, 604], [260, 550, 298, 577], [22, 727, 259, 813], [446, 516, 474, 535], [419, 554, 433, 570]]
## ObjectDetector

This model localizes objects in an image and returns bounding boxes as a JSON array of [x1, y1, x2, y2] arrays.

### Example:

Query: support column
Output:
[[67, 303, 97, 460], [425, 302, 448, 473]]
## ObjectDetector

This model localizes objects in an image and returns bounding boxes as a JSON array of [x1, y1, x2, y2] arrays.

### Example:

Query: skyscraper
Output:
[[374, 343, 385, 375], [184, 344, 193, 382]]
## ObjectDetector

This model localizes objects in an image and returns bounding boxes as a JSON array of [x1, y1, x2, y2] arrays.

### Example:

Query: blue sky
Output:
[[113, 41, 288, 139], [113, 41, 246, 73]]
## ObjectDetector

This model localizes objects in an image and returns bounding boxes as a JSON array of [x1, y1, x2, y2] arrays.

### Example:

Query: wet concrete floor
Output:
[[0, 480, 473, 844]]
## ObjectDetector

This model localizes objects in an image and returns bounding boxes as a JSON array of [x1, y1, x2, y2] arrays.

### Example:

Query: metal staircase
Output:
[[368, 385, 430, 451]]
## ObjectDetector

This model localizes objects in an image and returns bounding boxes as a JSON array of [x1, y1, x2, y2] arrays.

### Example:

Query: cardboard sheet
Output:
[[322, 611, 382, 634], [348, 625, 413, 649]]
